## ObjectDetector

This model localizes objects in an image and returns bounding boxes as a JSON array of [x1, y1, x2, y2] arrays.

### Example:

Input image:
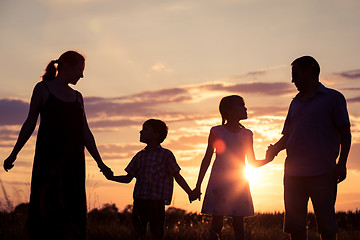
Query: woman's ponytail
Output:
[[42, 60, 58, 81], [41, 50, 85, 81]]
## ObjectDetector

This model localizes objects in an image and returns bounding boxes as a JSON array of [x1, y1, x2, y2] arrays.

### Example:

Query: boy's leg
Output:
[[290, 233, 307, 240], [148, 200, 165, 240], [320, 233, 337, 240], [209, 215, 223, 240], [310, 171, 338, 240], [132, 200, 149, 240], [284, 175, 309, 240], [233, 216, 245, 240]]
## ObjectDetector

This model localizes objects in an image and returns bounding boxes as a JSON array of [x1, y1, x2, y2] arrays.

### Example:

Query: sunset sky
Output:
[[1, 0, 360, 213]]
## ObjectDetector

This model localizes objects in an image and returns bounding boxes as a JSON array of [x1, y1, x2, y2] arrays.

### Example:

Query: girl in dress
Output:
[[193, 95, 273, 240]]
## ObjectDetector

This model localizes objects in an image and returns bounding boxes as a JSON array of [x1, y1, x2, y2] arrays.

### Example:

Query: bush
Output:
[[1, 202, 360, 240]]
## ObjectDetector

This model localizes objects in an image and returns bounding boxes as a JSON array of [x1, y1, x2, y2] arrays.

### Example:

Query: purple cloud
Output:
[[88, 113, 215, 129], [334, 69, 360, 80], [0, 81, 293, 129], [250, 106, 288, 117], [198, 82, 294, 95], [97, 143, 140, 160], [128, 87, 192, 103], [341, 88, 360, 91], [0, 99, 29, 125], [0, 128, 19, 142], [347, 96, 360, 103]]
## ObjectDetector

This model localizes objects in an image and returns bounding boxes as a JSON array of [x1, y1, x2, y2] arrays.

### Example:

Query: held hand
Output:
[[105, 172, 114, 180], [189, 187, 201, 202], [98, 163, 114, 179], [265, 144, 277, 162], [4, 155, 16, 172], [194, 187, 202, 201], [102, 168, 114, 180], [335, 164, 347, 183], [103, 168, 114, 180], [188, 191, 196, 203]]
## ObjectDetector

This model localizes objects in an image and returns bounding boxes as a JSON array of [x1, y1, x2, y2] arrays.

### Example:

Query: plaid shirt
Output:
[[125, 145, 181, 205]]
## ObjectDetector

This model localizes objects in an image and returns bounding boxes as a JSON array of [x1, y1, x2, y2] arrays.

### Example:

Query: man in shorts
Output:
[[269, 56, 351, 240]]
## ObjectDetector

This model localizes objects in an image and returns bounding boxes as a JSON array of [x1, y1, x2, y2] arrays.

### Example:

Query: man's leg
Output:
[[284, 175, 309, 240], [310, 171, 338, 240]]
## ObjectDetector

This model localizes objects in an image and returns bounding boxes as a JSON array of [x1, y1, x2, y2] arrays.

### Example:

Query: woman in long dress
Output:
[[3, 50, 112, 239]]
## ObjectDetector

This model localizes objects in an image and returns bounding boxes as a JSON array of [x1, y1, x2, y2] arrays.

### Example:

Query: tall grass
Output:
[[1, 201, 360, 240], [0, 176, 14, 212]]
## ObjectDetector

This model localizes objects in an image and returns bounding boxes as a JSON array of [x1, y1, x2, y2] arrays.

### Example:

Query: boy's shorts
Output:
[[132, 199, 165, 240], [283, 170, 338, 235]]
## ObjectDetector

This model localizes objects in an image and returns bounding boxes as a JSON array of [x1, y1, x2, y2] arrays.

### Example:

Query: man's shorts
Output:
[[283, 169, 338, 235]]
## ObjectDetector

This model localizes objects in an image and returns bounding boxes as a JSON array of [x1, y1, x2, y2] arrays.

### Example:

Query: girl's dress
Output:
[[201, 125, 254, 217], [28, 82, 87, 239]]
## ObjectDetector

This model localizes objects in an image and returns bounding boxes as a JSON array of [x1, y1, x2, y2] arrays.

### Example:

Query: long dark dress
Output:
[[28, 82, 86, 239]]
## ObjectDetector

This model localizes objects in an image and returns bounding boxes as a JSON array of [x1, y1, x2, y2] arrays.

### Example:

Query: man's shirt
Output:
[[282, 83, 350, 176]]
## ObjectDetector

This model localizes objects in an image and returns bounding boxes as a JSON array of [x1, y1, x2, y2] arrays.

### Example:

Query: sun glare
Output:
[[245, 166, 261, 184]]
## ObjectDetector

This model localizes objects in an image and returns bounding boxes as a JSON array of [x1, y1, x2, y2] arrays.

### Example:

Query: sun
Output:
[[245, 165, 261, 184]]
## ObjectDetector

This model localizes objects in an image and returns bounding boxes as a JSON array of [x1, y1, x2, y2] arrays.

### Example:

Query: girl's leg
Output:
[[233, 216, 245, 240], [209, 215, 223, 240]]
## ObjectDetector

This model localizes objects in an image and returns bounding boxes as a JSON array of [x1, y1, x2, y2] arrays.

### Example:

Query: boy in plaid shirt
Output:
[[107, 119, 193, 240]]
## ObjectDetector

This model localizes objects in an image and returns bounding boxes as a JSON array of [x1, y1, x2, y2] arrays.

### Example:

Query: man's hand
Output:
[[335, 164, 347, 183]]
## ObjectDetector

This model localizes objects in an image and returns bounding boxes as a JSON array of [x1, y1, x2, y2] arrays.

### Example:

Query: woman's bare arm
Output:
[[4, 83, 46, 171]]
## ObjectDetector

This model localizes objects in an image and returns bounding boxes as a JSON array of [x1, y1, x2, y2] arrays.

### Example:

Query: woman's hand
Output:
[[98, 163, 113, 179], [4, 154, 16, 172]]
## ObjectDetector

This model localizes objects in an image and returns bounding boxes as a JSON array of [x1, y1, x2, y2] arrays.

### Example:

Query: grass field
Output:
[[1, 203, 360, 240]]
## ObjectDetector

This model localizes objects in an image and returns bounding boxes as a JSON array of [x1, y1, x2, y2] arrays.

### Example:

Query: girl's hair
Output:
[[219, 95, 245, 125], [42, 50, 85, 81]]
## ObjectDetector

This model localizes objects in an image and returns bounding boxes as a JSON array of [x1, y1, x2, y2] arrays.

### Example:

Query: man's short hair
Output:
[[291, 56, 320, 77], [143, 119, 168, 143]]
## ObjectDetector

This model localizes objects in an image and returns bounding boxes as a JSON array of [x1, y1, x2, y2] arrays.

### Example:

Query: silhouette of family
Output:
[[3, 52, 351, 240]]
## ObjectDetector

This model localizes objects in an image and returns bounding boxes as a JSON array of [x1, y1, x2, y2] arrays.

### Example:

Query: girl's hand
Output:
[[4, 155, 16, 172], [189, 187, 202, 202], [265, 144, 277, 162]]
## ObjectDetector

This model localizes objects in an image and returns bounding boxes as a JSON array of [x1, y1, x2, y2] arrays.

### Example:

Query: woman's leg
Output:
[[209, 215, 223, 240]]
